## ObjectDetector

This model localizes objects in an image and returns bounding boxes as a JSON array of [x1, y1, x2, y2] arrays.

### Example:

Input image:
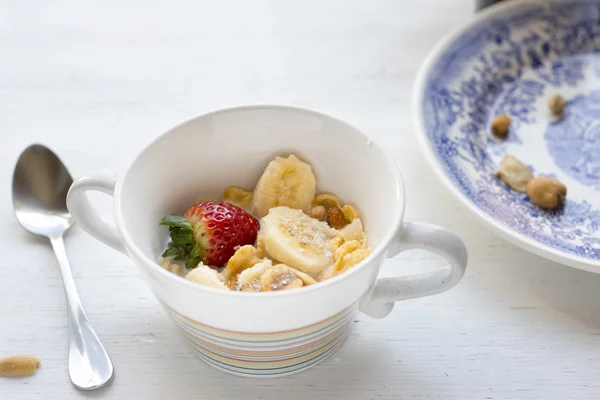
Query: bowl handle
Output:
[[359, 222, 467, 318], [67, 172, 127, 255]]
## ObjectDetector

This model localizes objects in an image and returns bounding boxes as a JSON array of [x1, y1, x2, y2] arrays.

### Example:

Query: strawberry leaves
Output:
[[161, 244, 180, 258], [160, 214, 201, 269], [160, 215, 193, 230], [187, 242, 201, 269], [170, 228, 193, 246]]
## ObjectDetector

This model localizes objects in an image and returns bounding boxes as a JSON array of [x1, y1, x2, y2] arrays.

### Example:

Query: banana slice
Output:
[[252, 155, 317, 218], [185, 264, 228, 290], [260, 206, 337, 278]]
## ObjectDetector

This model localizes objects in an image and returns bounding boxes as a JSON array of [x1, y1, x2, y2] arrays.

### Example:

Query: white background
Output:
[[2, 0, 600, 399]]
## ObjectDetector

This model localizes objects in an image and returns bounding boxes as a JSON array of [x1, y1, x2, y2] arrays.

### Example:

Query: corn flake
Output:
[[339, 218, 368, 248], [255, 235, 267, 259], [331, 240, 370, 276], [334, 240, 361, 262], [341, 204, 358, 222], [221, 245, 261, 281], [327, 236, 344, 255], [223, 186, 253, 210], [313, 193, 341, 209], [333, 249, 371, 276]]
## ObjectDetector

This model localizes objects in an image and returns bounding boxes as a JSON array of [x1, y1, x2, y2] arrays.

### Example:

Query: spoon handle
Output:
[[50, 236, 114, 390]]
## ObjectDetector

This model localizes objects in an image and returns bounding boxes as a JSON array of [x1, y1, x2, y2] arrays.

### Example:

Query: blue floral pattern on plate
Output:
[[417, 0, 600, 265], [546, 90, 600, 188]]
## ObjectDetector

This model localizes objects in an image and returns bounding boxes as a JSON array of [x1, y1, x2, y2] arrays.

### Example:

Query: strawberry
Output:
[[160, 201, 260, 269]]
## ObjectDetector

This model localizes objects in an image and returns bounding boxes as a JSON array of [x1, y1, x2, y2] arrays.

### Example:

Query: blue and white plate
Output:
[[414, 0, 600, 272]]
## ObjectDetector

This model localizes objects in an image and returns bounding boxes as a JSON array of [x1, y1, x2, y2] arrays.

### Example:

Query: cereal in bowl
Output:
[[159, 154, 371, 292]]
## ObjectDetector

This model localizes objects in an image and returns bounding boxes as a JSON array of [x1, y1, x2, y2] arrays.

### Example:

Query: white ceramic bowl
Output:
[[67, 105, 467, 377]]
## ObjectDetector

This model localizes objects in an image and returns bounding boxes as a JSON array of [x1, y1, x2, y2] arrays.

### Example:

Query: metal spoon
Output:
[[12, 144, 114, 390]]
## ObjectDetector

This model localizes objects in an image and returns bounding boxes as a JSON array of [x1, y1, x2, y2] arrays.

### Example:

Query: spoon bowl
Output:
[[13, 144, 73, 237], [12, 144, 114, 391]]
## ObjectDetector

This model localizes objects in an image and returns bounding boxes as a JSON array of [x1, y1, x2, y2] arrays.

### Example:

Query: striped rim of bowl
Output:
[[161, 302, 357, 377]]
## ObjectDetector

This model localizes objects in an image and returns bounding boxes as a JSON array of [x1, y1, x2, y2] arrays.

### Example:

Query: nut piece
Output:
[[313, 194, 341, 209], [527, 177, 567, 209], [260, 264, 303, 291], [548, 94, 566, 118], [491, 114, 511, 137], [308, 205, 326, 221], [496, 154, 534, 193], [326, 206, 347, 229], [341, 205, 358, 222], [0, 356, 41, 377]]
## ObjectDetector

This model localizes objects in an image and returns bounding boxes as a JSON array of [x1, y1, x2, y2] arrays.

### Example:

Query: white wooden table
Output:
[[2, 1, 600, 399]]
